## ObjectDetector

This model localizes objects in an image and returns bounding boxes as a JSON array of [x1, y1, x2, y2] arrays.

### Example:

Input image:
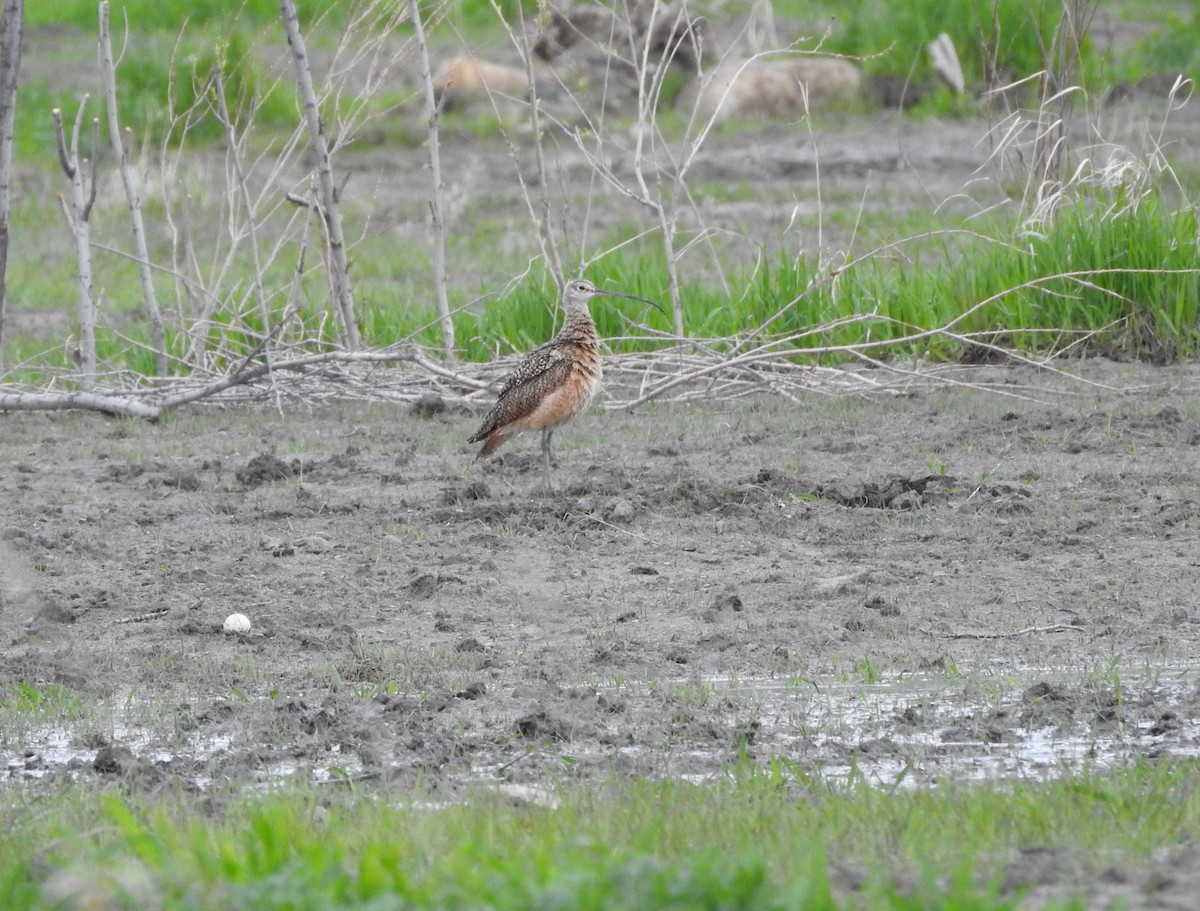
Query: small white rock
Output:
[[222, 613, 252, 634]]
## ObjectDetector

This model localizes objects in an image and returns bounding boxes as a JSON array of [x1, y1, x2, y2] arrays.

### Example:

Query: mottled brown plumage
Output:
[[470, 278, 662, 489]]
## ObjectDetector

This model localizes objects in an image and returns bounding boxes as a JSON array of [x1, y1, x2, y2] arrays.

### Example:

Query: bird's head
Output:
[[563, 278, 665, 314]]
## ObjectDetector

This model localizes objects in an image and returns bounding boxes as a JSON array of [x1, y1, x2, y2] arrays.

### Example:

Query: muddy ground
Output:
[[2, 357, 1200, 795]]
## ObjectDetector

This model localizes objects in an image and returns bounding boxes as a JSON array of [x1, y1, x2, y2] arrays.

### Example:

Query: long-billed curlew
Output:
[[469, 278, 664, 489]]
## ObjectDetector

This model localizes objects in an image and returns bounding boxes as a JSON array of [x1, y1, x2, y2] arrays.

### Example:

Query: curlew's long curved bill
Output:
[[594, 288, 667, 314]]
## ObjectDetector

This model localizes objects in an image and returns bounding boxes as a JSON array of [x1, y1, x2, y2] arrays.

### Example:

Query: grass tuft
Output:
[[3, 760, 1200, 908]]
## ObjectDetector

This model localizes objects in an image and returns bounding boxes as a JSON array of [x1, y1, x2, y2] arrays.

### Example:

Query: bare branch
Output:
[[98, 0, 166, 376], [407, 0, 455, 360], [51, 107, 72, 177], [53, 98, 98, 385], [82, 117, 99, 221], [278, 0, 360, 349], [0, 0, 23, 368], [0, 390, 161, 420]]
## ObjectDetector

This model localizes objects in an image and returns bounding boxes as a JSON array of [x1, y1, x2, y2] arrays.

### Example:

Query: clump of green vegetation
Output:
[[22, 2, 373, 152], [1119, 9, 1200, 84], [124, 30, 297, 146], [7, 182, 1195, 380], [26, 0, 335, 30], [440, 182, 1199, 364], [2, 760, 1200, 908], [774, 0, 1071, 91], [1, 682, 84, 719]]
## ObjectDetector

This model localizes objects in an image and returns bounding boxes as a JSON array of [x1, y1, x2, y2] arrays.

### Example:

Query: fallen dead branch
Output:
[[113, 608, 170, 624], [0, 318, 1127, 423], [921, 623, 1085, 639], [0, 389, 162, 420]]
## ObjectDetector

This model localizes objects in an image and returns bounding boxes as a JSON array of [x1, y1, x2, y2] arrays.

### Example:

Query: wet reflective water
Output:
[[4, 667, 1198, 790], [643, 667, 1200, 786]]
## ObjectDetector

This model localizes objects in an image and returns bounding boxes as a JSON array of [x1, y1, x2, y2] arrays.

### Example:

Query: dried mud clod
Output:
[[440, 481, 491, 505], [412, 393, 447, 418], [515, 710, 574, 742], [818, 474, 958, 509], [92, 744, 137, 775], [235, 452, 300, 487], [865, 594, 900, 616]]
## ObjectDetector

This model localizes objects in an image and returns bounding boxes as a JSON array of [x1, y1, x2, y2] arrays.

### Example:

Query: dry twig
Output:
[[921, 623, 1085, 640]]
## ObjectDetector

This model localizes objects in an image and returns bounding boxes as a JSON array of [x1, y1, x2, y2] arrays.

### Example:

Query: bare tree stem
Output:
[[212, 65, 273, 369], [0, 0, 22, 370], [98, 0, 166, 376], [278, 0, 360, 349], [53, 99, 98, 386], [407, 0, 455, 361]]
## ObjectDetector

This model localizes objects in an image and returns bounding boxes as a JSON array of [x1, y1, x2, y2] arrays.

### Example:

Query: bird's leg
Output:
[[541, 428, 555, 490]]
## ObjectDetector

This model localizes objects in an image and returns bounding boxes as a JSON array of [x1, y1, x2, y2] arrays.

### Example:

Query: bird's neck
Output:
[[557, 306, 596, 342]]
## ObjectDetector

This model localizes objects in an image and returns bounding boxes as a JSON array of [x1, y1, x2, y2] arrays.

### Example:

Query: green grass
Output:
[[2, 759, 1199, 908], [807, 0, 1064, 82], [18, 16, 304, 151], [428, 190, 1200, 364], [1, 682, 85, 720], [740, 0, 1194, 115], [26, 0, 339, 30], [5, 187, 1197, 382], [1116, 7, 1200, 84]]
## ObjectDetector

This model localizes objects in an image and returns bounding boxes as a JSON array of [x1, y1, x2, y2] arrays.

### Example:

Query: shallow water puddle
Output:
[[4, 668, 1199, 790], [1, 721, 232, 782], [649, 668, 1200, 786]]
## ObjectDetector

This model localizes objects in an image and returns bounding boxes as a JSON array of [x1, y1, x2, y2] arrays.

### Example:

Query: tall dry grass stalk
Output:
[[1031, 0, 1097, 182]]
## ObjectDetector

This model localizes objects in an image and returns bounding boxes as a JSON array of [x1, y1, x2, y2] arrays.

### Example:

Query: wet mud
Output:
[[2, 359, 1199, 797]]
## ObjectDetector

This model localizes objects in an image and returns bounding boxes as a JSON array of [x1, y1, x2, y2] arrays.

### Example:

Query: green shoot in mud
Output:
[[1, 682, 84, 721], [3, 761, 1200, 909], [857, 656, 883, 685]]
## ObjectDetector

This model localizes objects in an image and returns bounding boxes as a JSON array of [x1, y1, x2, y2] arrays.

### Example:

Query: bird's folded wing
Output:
[[475, 347, 574, 437]]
